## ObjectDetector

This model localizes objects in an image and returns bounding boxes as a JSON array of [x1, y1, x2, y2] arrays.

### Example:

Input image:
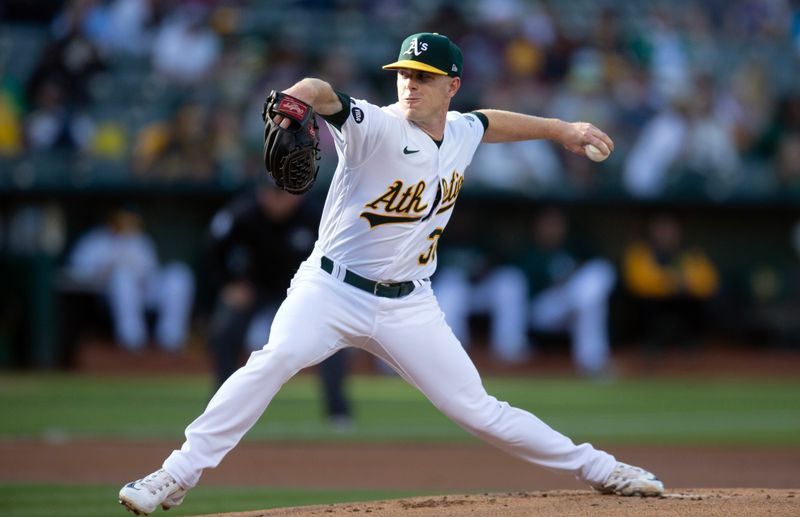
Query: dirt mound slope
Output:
[[195, 489, 798, 517]]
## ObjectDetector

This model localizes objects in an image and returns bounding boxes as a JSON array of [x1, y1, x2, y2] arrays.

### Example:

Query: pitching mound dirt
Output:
[[195, 489, 798, 517]]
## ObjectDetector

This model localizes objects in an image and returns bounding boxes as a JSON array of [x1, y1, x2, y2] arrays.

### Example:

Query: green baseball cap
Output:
[[382, 32, 462, 78]]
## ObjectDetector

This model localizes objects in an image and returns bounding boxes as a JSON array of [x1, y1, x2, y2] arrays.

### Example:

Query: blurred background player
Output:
[[520, 206, 615, 375], [66, 206, 195, 353], [742, 219, 800, 348], [436, 206, 615, 376], [622, 212, 720, 356], [207, 180, 352, 429]]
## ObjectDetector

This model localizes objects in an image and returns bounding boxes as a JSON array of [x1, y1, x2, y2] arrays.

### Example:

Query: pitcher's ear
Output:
[[448, 77, 461, 97]]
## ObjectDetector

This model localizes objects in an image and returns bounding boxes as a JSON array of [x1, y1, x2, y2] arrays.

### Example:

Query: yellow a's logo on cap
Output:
[[403, 37, 429, 57]]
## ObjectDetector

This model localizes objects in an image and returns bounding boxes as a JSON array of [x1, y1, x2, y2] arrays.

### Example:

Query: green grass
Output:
[[1, 373, 799, 517], [0, 373, 799, 445], [0, 484, 428, 517]]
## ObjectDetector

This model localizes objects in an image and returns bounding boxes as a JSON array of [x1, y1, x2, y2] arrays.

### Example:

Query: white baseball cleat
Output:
[[119, 468, 187, 515], [593, 462, 665, 497]]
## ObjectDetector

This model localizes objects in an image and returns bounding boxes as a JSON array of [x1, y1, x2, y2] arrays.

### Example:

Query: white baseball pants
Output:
[[163, 251, 616, 489]]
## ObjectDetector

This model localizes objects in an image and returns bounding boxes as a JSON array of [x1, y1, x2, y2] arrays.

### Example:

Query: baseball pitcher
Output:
[[119, 32, 663, 515]]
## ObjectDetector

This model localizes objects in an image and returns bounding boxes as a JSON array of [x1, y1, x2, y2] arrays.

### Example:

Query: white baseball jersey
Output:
[[317, 97, 485, 282], [161, 89, 618, 494]]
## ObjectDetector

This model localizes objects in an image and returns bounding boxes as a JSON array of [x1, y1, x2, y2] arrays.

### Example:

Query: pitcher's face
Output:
[[396, 69, 460, 124]]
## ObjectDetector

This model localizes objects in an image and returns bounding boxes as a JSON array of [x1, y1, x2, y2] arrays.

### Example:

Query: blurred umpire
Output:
[[207, 180, 352, 429]]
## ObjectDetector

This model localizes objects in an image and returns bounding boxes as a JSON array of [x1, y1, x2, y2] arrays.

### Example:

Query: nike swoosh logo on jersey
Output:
[[403, 146, 420, 155]]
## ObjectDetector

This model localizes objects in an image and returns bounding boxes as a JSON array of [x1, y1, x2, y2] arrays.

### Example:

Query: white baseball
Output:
[[584, 144, 609, 162]]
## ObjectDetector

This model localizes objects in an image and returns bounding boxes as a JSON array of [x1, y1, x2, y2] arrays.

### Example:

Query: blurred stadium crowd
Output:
[[2, 0, 800, 370], [0, 0, 798, 199]]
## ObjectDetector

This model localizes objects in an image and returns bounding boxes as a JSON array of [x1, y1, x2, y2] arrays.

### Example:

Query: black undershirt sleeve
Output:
[[319, 91, 352, 131], [470, 111, 489, 132]]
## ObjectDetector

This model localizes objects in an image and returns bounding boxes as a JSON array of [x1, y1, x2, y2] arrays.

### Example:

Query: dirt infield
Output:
[[4, 438, 800, 517], [3, 440, 800, 491], [3, 440, 798, 515], [195, 489, 798, 517]]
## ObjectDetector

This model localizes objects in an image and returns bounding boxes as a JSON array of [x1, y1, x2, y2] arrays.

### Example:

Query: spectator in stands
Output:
[[436, 207, 616, 376], [26, 4, 106, 110], [549, 44, 618, 192], [67, 206, 195, 353], [103, 0, 165, 56], [645, 7, 690, 108], [207, 181, 352, 429], [209, 106, 246, 182], [753, 93, 800, 190], [86, 119, 127, 160], [469, 138, 564, 195], [723, 60, 774, 155], [131, 100, 215, 182], [50, 0, 104, 44], [151, 5, 221, 85], [52, 0, 167, 57], [24, 79, 95, 152], [21, 1, 105, 155], [0, 74, 24, 157], [623, 75, 741, 199], [622, 212, 720, 353]]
